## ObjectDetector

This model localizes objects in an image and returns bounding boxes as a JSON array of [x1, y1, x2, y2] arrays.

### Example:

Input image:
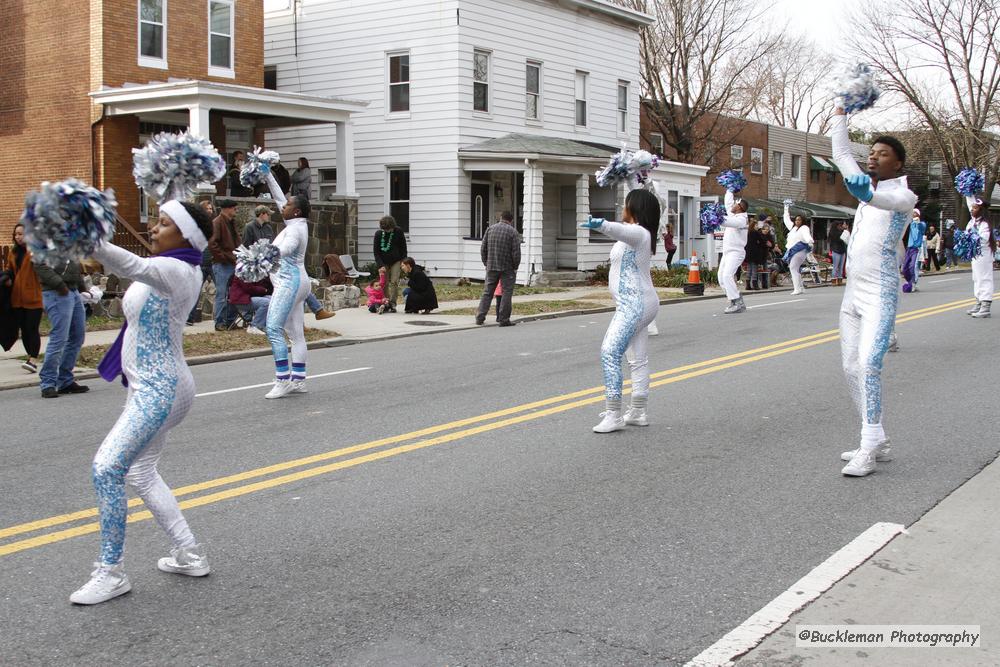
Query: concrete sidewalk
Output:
[[0, 284, 731, 391], [733, 454, 1000, 666]]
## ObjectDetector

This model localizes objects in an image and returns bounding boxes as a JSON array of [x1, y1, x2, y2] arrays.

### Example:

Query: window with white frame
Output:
[[617, 81, 629, 134], [208, 0, 233, 74], [388, 167, 410, 232], [575, 71, 588, 127], [138, 0, 166, 67], [772, 151, 784, 178], [649, 132, 664, 156], [791, 154, 802, 180], [750, 148, 763, 174], [388, 52, 410, 113], [473, 50, 490, 113], [730, 145, 744, 171], [928, 161, 943, 177], [526, 61, 541, 120]]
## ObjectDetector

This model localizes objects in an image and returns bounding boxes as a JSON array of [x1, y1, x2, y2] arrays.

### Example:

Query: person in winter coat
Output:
[[2, 223, 44, 372], [401, 257, 438, 314], [373, 215, 408, 312], [745, 219, 769, 290], [290, 157, 312, 200]]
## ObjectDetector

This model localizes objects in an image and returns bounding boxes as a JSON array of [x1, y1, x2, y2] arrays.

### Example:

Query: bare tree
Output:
[[623, 0, 779, 166], [849, 0, 1000, 220], [735, 38, 836, 134]]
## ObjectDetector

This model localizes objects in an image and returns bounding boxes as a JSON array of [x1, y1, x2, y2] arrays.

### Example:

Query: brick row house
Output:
[[640, 105, 869, 259], [3, 0, 365, 258]]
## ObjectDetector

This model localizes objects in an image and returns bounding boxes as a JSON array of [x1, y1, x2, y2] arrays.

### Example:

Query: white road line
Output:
[[195, 367, 372, 397], [746, 299, 806, 310], [927, 277, 961, 284], [684, 521, 905, 667]]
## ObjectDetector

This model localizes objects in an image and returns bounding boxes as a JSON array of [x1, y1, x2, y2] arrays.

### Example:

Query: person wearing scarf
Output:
[[70, 199, 214, 605]]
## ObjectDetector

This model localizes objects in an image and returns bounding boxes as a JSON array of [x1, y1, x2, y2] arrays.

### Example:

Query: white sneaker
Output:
[[69, 563, 131, 605], [265, 380, 294, 399], [967, 302, 981, 315], [790, 289, 804, 295], [290, 380, 308, 394], [592, 410, 625, 433], [841, 440, 893, 462], [888, 333, 899, 353], [623, 408, 649, 426], [157, 545, 210, 577], [842, 448, 878, 476], [246, 326, 266, 335]]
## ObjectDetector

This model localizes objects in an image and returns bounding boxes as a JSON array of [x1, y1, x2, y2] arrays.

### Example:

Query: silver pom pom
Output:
[[235, 239, 281, 283], [132, 132, 226, 203]]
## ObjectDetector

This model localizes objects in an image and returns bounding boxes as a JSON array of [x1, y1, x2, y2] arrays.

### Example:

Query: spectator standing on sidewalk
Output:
[[830, 221, 849, 286], [745, 218, 768, 290], [208, 199, 239, 330], [475, 211, 521, 327], [662, 223, 677, 267], [242, 205, 275, 246], [924, 225, 941, 271], [2, 223, 44, 372], [34, 257, 87, 398], [943, 221, 957, 269], [373, 215, 407, 313]]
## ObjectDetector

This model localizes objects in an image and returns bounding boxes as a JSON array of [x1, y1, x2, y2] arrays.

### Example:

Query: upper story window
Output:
[[388, 52, 410, 114], [208, 0, 234, 76], [526, 61, 541, 121], [264, 65, 277, 90], [474, 50, 491, 113], [772, 151, 784, 178], [750, 148, 763, 174], [617, 81, 629, 134], [138, 0, 167, 68], [730, 145, 744, 170], [575, 71, 588, 127], [791, 154, 802, 180], [649, 132, 664, 156]]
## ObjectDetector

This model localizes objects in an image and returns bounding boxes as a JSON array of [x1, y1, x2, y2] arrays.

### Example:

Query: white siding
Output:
[[264, 0, 644, 278]]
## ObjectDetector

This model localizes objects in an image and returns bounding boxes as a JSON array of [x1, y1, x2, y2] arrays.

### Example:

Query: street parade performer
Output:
[[718, 185, 749, 314]]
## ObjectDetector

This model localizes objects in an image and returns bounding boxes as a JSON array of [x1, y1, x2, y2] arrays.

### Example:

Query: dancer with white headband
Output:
[[262, 172, 311, 398], [70, 199, 215, 604], [965, 195, 995, 318]]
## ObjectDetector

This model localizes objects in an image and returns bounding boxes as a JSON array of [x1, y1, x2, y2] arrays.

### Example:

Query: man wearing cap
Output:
[[208, 199, 239, 330]]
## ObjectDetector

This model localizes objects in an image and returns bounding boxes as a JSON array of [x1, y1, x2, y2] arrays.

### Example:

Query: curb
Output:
[[0, 270, 974, 392]]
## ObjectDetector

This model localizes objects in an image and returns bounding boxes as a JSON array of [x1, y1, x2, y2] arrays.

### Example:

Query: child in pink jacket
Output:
[[366, 269, 389, 313]]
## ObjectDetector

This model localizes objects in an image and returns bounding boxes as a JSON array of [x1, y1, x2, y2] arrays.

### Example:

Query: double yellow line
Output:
[[0, 294, 986, 558]]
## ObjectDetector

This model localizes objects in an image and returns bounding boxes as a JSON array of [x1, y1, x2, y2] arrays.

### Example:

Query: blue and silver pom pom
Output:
[[953, 229, 983, 261], [833, 63, 881, 114], [716, 169, 747, 193], [954, 168, 985, 197], [783, 198, 794, 207], [235, 239, 281, 283], [20, 180, 117, 267], [240, 146, 281, 188], [596, 147, 659, 189], [132, 131, 226, 203], [699, 202, 727, 234]]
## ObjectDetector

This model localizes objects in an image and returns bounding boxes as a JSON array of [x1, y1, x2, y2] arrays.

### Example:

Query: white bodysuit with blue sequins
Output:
[[90, 243, 202, 565], [598, 221, 659, 401], [830, 115, 917, 444]]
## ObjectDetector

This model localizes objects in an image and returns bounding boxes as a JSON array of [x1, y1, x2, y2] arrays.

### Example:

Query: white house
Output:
[[263, 0, 708, 282]]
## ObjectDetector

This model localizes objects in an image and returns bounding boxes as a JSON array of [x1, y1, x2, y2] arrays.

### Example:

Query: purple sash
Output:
[[98, 247, 203, 386]]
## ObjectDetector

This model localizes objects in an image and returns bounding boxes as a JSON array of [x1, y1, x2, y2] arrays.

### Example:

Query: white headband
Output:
[[160, 200, 208, 252]]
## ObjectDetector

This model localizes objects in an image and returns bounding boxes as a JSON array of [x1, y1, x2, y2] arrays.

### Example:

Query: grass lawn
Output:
[[39, 314, 124, 337], [433, 284, 567, 302], [439, 299, 607, 317], [75, 327, 335, 368]]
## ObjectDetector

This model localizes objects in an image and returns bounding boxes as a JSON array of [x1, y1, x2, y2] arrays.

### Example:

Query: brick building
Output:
[[3, 0, 364, 248]]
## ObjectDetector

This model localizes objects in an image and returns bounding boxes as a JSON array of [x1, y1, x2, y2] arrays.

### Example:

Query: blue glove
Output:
[[580, 216, 605, 230], [844, 174, 874, 202]]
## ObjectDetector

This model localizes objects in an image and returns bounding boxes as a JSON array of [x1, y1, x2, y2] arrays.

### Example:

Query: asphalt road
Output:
[[1, 274, 997, 666]]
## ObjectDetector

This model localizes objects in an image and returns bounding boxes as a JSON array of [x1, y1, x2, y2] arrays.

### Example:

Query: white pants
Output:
[[971, 254, 994, 302], [789, 250, 808, 292], [718, 250, 745, 300]]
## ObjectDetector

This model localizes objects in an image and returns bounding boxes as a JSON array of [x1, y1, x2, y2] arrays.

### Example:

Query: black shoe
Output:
[[58, 382, 90, 394], [41, 387, 59, 399], [475, 318, 485, 326], [387, 306, 397, 313], [498, 320, 517, 327]]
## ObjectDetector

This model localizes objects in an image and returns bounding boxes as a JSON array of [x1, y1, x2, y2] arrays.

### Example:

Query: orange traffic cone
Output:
[[684, 253, 705, 296]]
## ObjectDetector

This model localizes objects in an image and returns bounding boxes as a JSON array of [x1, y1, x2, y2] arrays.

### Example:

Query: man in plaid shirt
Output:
[[475, 211, 522, 327]]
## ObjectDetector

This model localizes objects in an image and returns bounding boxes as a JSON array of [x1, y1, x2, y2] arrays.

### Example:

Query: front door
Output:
[[471, 183, 491, 239], [556, 185, 577, 269]]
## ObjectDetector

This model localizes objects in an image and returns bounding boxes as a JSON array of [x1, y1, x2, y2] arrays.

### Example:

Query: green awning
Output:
[[739, 197, 853, 220], [810, 155, 837, 172]]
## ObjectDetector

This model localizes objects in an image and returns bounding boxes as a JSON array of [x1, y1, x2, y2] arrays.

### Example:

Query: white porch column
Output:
[[336, 119, 357, 196], [522, 162, 544, 284], [187, 104, 211, 138], [576, 173, 589, 270]]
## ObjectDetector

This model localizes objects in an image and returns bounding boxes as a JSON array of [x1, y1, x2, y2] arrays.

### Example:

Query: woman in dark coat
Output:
[[401, 257, 438, 314], [745, 219, 769, 290]]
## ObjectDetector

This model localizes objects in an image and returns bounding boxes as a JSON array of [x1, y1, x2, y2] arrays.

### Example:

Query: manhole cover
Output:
[[404, 320, 449, 327]]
